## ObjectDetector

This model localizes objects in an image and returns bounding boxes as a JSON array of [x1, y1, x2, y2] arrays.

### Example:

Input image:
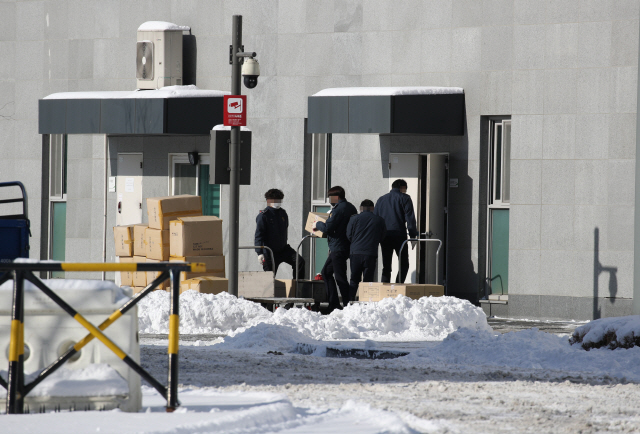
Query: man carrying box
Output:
[[346, 199, 386, 301], [254, 189, 305, 279], [312, 186, 357, 312]]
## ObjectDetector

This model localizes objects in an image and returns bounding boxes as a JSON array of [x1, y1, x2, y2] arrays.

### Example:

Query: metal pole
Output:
[[228, 14, 242, 296], [7, 271, 24, 414], [166, 269, 180, 411]]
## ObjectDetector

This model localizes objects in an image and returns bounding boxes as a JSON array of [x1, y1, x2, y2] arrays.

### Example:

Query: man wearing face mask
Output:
[[312, 186, 357, 311], [255, 189, 305, 279]]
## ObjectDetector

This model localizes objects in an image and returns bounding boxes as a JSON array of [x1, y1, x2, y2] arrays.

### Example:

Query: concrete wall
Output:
[[1, 0, 638, 318]]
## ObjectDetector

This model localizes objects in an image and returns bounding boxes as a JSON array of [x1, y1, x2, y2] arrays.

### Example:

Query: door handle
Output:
[[118, 202, 121, 214], [421, 231, 433, 238]]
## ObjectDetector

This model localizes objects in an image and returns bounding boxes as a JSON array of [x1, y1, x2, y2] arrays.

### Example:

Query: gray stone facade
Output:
[[1, 0, 638, 320]]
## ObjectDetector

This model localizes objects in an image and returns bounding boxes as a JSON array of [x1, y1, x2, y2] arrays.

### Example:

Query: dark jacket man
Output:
[[346, 209, 387, 257], [254, 189, 305, 279], [346, 201, 386, 300], [314, 187, 357, 311], [315, 199, 358, 253], [374, 180, 418, 283]]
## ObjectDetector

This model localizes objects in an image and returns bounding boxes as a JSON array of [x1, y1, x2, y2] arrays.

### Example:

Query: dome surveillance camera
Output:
[[241, 58, 260, 89]]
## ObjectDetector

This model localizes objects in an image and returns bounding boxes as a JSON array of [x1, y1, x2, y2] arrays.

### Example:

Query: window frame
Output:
[[48, 134, 68, 278], [310, 134, 332, 277], [168, 153, 211, 196], [485, 118, 511, 295]]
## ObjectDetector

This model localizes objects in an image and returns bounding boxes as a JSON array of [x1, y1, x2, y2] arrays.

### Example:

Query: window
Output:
[[486, 119, 511, 295], [310, 134, 332, 277], [49, 134, 67, 278], [170, 154, 221, 217]]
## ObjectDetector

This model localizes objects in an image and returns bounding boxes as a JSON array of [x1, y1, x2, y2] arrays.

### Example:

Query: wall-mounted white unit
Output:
[[136, 21, 190, 90]]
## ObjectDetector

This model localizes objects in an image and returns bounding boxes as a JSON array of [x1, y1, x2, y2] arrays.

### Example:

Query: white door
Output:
[[423, 154, 447, 285], [388, 153, 420, 283], [116, 153, 143, 226]]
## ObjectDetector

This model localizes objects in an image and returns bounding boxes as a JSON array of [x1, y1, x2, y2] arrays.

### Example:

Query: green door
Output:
[[198, 165, 220, 217], [313, 205, 331, 277], [490, 209, 509, 294]]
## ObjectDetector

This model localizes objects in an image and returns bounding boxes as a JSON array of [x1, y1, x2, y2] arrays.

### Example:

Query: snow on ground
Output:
[[139, 291, 490, 340]]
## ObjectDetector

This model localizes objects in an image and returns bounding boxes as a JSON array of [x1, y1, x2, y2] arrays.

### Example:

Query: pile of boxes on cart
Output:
[[113, 195, 228, 294]]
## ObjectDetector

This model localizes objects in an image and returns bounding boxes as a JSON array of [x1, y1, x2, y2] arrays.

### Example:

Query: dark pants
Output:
[[380, 233, 409, 283], [321, 251, 350, 307], [349, 254, 377, 301], [262, 245, 305, 279]]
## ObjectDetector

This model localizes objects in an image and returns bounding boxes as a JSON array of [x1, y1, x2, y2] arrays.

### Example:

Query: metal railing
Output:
[[239, 246, 275, 275], [295, 235, 316, 285], [0, 261, 205, 414], [398, 238, 443, 287]]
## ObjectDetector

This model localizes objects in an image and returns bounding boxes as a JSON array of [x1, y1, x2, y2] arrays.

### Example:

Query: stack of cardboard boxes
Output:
[[113, 195, 227, 295]]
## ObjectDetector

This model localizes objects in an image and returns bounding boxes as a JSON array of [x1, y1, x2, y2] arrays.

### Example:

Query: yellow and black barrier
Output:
[[0, 261, 202, 413]]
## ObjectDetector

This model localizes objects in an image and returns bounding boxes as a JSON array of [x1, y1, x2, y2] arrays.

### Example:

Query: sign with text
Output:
[[223, 95, 247, 126]]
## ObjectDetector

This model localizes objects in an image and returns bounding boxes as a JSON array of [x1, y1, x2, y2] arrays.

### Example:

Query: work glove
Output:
[[258, 254, 265, 265]]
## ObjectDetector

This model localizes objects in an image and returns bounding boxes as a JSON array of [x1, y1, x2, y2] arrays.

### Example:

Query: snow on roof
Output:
[[137, 21, 191, 32], [312, 87, 464, 97], [213, 124, 252, 132], [43, 85, 229, 100]]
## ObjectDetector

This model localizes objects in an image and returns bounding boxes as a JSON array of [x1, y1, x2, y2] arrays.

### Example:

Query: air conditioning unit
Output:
[[136, 21, 189, 90]]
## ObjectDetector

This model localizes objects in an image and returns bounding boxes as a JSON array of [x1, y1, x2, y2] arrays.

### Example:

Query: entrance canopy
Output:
[[39, 86, 228, 135], [307, 87, 465, 135]]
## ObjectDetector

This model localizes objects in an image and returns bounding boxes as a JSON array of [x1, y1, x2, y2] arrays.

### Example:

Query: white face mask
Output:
[[270, 202, 282, 209]]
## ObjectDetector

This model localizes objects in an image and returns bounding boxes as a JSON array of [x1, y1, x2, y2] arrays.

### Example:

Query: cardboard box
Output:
[[113, 225, 134, 257], [423, 284, 445, 297], [145, 258, 169, 290], [145, 228, 170, 261], [238, 271, 277, 298], [147, 195, 202, 230], [118, 256, 134, 287], [133, 224, 148, 256], [305, 212, 330, 238], [275, 279, 297, 298], [133, 256, 147, 287], [383, 283, 424, 300], [180, 276, 228, 294], [170, 255, 225, 281], [358, 282, 383, 302], [357, 283, 445, 301], [170, 216, 223, 257]]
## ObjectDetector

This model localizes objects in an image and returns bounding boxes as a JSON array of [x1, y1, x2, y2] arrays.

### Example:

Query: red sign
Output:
[[223, 95, 247, 126]]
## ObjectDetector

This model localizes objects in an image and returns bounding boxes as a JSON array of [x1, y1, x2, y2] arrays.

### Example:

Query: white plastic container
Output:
[[0, 280, 141, 412]]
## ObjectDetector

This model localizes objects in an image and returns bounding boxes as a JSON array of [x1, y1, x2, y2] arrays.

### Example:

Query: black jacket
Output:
[[315, 199, 358, 253], [374, 188, 418, 238], [346, 211, 387, 256], [254, 207, 289, 255]]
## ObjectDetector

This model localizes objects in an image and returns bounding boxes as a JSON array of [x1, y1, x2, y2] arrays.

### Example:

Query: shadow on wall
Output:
[[593, 227, 617, 319]]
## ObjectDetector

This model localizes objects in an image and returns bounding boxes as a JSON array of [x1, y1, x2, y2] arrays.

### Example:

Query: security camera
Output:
[[242, 58, 260, 89]]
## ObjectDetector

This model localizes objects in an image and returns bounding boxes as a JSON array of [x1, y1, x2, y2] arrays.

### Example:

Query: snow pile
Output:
[[570, 315, 640, 350], [255, 295, 491, 341], [411, 327, 640, 382], [217, 323, 319, 352], [0, 364, 128, 398], [139, 292, 490, 341], [137, 21, 190, 32], [138, 291, 271, 334], [313, 86, 464, 96]]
